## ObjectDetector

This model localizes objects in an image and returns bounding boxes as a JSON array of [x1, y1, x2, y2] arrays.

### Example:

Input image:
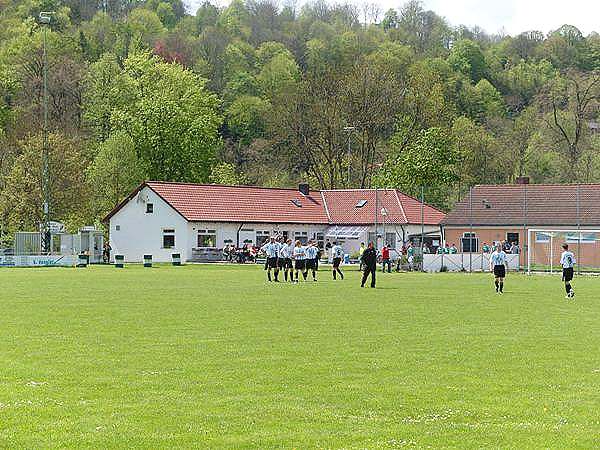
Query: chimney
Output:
[[298, 183, 310, 196], [516, 176, 530, 185]]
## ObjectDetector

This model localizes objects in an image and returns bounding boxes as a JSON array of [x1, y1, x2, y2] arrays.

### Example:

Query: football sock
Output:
[[333, 270, 336, 280], [499, 282, 504, 293], [495, 280, 499, 291], [565, 283, 571, 294], [267, 271, 271, 282]]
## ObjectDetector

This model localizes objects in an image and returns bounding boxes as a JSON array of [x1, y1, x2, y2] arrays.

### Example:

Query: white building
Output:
[[104, 182, 445, 262]]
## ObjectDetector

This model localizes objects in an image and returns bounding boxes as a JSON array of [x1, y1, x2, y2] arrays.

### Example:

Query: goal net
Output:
[[527, 229, 600, 274]]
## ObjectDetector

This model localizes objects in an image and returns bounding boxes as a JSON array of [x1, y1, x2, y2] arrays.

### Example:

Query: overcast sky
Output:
[[187, 0, 599, 37], [423, 0, 599, 36]]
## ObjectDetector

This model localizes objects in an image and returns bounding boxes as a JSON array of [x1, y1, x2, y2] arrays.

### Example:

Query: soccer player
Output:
[[278, 239, 294, 282], [360, 242, 377, 288], [331, 241, 344, 280], [292, 240, 306, 283], [489, 243, 507, 294], [560, 243, 576, 299], [304, 240, 318, 281], [260, 237, 280, 282], [482, 242, 491, 254]]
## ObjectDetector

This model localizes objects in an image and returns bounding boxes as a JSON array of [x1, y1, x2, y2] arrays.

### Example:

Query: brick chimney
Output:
[[298, 183, 310, 196]]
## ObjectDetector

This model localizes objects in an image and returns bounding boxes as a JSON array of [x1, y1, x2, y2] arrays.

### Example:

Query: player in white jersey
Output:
[[304, 241, 319, 281], [560, 243, 576, 299], [489, 244, 507, 294], [260, 237, 280, 282], [330, 242, 344, 280], [292, 240, 306, 283], [278, 239, 294, 282]]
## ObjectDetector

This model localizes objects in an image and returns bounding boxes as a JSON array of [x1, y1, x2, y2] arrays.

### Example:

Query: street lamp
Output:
[[39, 11, 53, 254], [343, 126, 356, 187], [381, 207, 388, 247]]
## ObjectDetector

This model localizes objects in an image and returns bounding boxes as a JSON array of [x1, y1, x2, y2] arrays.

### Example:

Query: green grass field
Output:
[[1, 264, 599, 448]]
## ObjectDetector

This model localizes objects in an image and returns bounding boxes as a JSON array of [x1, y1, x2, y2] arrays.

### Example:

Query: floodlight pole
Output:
[[40, 11, 53, 254], [576, 183, 581, 275], [381, 208, 387, 246], [420, 185, 424, 271], [343, 126, 355, 187]]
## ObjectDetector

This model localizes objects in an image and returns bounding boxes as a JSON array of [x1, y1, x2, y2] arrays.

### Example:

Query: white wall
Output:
[[423, 253, 520, 272], [187, 222, 328, 251], [109, 187, 189, 263]]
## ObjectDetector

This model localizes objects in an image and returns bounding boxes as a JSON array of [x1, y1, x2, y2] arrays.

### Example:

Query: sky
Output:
[[187, 0, 600, 37], [423, 0, 599, 36]]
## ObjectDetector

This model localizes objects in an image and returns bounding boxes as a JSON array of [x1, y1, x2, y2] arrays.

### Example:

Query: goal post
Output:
[[527, 229, 600, 274]]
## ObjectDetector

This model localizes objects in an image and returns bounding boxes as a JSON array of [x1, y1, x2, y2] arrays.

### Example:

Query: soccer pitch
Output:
[[1, 265, 599, 448]]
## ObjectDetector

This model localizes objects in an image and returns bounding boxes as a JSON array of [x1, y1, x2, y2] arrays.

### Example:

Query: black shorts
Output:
[[294, 259, 305, 271], [493, 265, 506, 278], [306, 258, 317, 270], [278, 257, 292, 269], [333, 257, 342, 268], [266, 257, 278, 269], [563, 267, 574, 282]]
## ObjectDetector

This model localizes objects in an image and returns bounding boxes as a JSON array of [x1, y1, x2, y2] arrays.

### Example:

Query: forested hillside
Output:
[[0, 0, 599, 239]]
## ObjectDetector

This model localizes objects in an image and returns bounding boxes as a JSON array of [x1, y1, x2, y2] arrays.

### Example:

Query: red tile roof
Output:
[[104, 182, 446, 225], [147, 182, 329, 224], [321, 189, 445, 225], [442, 184, 600, 226]]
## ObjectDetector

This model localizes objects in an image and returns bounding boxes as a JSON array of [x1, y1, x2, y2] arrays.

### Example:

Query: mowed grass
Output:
[[1, 264, 599, 449]]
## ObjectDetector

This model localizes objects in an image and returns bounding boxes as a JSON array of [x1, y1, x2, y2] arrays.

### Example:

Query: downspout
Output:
[[236, 223, 244, 248]]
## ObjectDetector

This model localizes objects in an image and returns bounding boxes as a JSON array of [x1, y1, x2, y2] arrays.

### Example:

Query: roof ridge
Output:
[[147, 180, 323, 193], [473, 183, 600, 188]]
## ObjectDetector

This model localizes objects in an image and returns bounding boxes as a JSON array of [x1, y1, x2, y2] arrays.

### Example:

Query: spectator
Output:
[[358, 242, 366, 271], [103, 242, 111, 263], [381, 244, 391, 273], [449, 243, 458, 254], [482, 242, 491, 253], [510, 242, 520, 254], [503, 240, 511, 253]]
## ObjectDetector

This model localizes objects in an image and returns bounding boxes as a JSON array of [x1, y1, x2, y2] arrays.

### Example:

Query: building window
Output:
[[294, 231, 308, 244], [535, 232, 550, 243], [368, 232, 376, 244], [461, 232, 478, 253], [385, 233, 396, 248], [566, 232, 596, 244], [197, 229, 216, 248], [115, 225, 120, 231], [316, 232, 324, 249], [256, 231, 270, 247], [146, 203, 154, 213], [506, 232, 519, 245], [163, 229, 175, 248]]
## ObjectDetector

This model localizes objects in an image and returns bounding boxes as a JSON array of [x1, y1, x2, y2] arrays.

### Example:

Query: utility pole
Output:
[[39, 11, 53, 254], [343, 126, 355, 187]]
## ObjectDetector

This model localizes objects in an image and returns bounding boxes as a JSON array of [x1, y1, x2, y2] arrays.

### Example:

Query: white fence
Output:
[[423, 253, 520, 273], [0, 255, 77, 267]]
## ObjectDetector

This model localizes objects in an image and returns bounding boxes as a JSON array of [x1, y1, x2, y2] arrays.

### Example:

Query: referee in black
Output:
[[360, 242, 377, 288]]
